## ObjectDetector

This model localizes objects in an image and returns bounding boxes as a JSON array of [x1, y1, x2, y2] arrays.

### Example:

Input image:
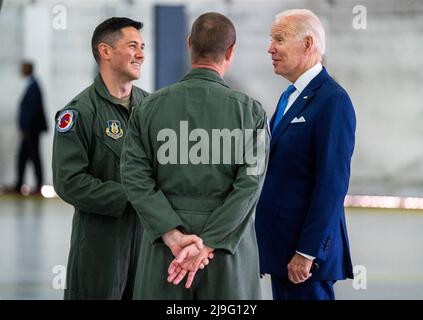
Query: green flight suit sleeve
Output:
[[52, 106, 127, 218], [201, 103, 270, 254], [120, 106, 184, 243]]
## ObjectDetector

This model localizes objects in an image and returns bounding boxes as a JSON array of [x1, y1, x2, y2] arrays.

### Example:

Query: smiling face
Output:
[[268, 17, 308, 83], [108, 26, 145, 81]]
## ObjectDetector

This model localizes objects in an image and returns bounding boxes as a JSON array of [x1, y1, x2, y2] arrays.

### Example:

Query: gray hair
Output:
[[275, 9, 326, 56]]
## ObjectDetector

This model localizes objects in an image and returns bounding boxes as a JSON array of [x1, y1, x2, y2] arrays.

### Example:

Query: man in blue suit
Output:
[[14, 62, 48, 194], [255, 9, 355, 300]]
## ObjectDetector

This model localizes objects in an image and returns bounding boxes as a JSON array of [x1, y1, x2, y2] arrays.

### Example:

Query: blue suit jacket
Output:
[[255, 68, 355, 280]]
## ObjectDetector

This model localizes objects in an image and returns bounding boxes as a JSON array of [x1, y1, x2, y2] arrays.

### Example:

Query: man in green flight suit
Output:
[[52, 17, 149, 299], [121, 12, 270, 299]]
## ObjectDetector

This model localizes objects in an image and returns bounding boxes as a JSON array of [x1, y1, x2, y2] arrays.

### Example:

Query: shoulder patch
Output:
[[56, 110, 75, 133]]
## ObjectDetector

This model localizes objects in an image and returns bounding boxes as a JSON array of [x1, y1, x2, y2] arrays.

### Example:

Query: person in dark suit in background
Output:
[[14, 61, 48, 194], [255, 9, 356, 300]]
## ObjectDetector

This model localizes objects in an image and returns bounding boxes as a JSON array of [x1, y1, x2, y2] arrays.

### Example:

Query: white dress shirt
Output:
[[283, 62, 322, 116]]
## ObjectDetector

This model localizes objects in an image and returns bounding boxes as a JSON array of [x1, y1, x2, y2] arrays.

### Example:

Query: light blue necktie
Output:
[[272, 84, 296, 134]]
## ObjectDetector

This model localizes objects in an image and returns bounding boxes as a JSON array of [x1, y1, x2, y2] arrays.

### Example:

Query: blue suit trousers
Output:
[[271, 275, 335, 300]]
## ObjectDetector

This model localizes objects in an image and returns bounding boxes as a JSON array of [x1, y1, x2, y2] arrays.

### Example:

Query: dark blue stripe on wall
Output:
[[155, 5, 188, 90]]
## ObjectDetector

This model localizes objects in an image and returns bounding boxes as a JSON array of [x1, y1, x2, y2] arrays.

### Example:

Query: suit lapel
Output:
[[270, 90, 314, 149], [269, 109, 276, 131], [270, 68, 329, 149]]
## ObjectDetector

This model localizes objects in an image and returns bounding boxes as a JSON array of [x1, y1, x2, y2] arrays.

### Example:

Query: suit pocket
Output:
[[286, 122, 312, 130]]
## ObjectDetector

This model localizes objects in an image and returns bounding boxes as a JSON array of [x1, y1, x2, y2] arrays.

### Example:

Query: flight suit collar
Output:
[[180, 68, 229, 88], [94, 74, 143, 109]]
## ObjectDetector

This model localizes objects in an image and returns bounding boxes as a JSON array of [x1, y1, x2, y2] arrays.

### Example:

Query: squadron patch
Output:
[[56, 110, 75, 133], [106, 120, 124, 140]]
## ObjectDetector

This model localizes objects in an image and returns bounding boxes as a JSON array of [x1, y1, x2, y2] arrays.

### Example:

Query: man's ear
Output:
[[98, 43, 112, 62], [225, 43, 236, 61], [304, 35, 314, 52], [187, 35, 192, 49]]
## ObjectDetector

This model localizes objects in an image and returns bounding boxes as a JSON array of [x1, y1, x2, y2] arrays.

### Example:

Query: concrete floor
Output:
[[0, 196, 422, 300]]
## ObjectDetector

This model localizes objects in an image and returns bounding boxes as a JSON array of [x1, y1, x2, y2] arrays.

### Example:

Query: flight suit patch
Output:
[[56, 110, 75, 133], [105, 120, 124, 140]]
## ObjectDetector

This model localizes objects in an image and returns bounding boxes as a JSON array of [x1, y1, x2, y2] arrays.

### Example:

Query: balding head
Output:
[[190, 12, 236, 63]]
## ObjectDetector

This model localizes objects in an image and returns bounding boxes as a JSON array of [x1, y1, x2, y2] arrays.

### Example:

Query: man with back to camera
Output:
[[52, 17, 159, 299], [255, 9, 356, 300], [121, 12, 269, 299]]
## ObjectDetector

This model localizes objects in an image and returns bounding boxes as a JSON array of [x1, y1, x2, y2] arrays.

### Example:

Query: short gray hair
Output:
[[275, 9, 326, 56]]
